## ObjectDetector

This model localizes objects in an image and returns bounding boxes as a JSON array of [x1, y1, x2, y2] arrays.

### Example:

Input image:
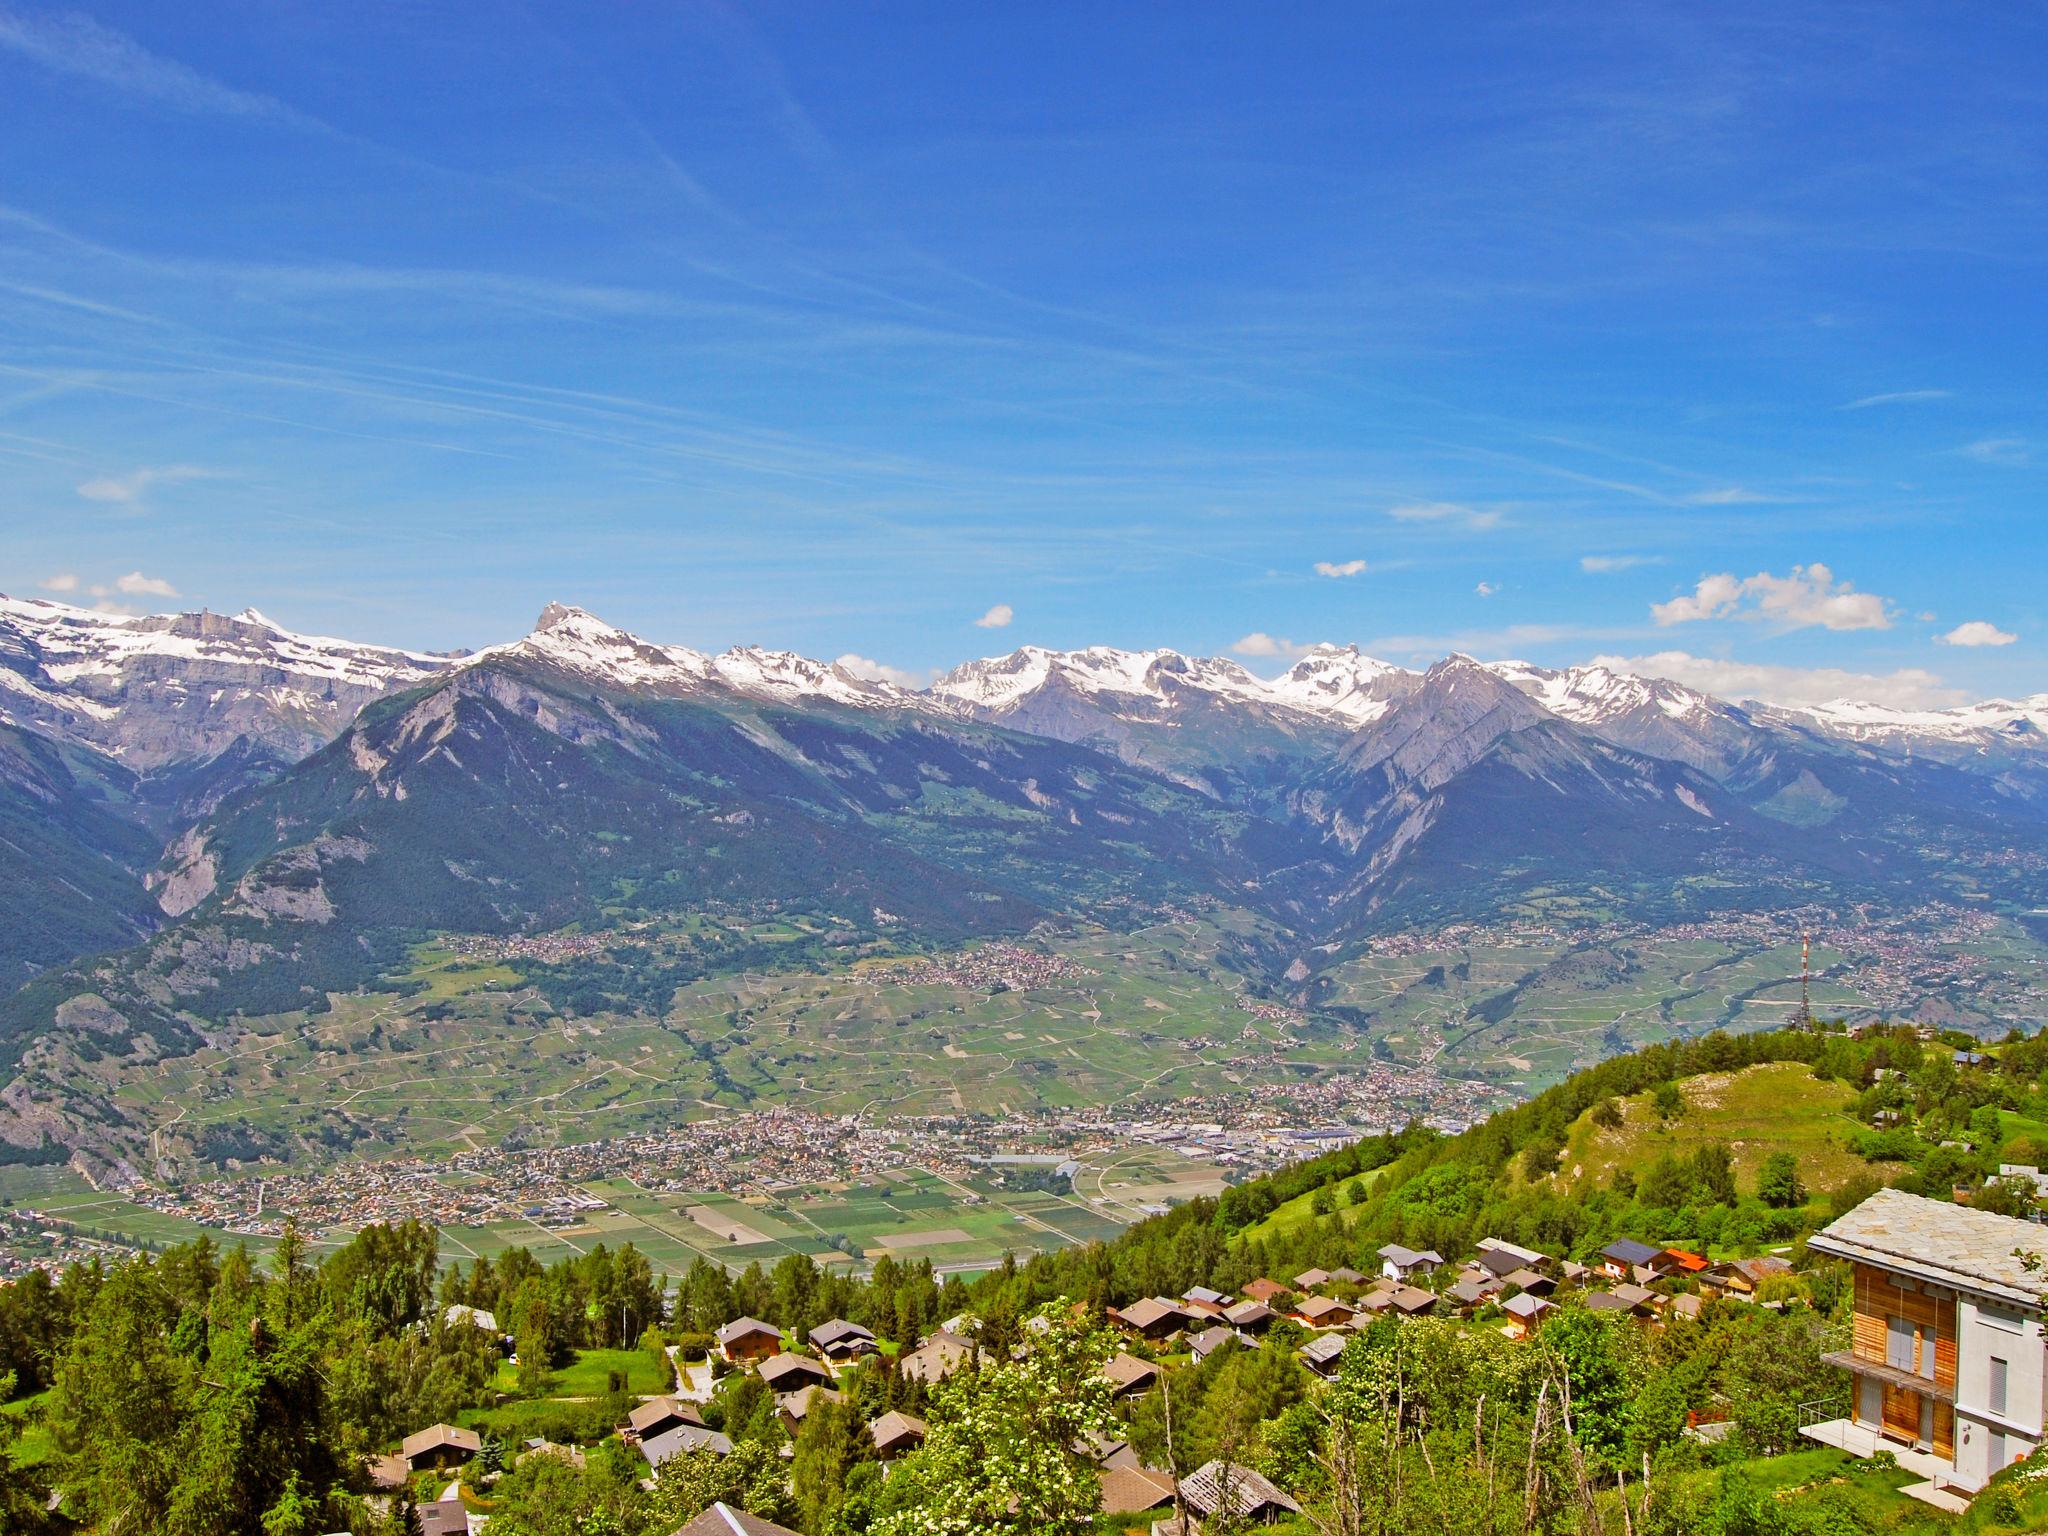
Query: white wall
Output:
[[1953, 1296, 2045, 1489]]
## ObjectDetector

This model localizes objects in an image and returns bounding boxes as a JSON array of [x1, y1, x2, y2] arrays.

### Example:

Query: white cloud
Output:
[[39, 572, 78, 592], [1651, 563, 1891, 632], [1592, 651, 1967, 711], [1230, 632, 1317, 660], [76, 463, 211, 504], [1937, 620, 2017, 648], [1474, 581, 1498, 598], [1313, 559, 1368, 579], [973, 603, 1013, 629], [111, 570, 177, 598], [834, 654, 933, 689], [1386, 501, 1503, 530], [1842, 389, 1951, 410], [1684, 487, 1772, 505], [1580, 554, 1659, 573], [1961, 437, 2029, 466]]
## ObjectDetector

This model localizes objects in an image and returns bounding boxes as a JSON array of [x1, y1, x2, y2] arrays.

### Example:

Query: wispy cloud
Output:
[[1386, 501, 1503, 530], [1937, 620, 2017, 648], [1313, 558, 1367, 578], [76, 463, 214, 504], [39, 572, 77, 593], [1594, 651, 1965, 711], [1474, 580, 1498, 597], [1652, 564, 1892, 632], [1684, 487, 1773, 505], [0, 7, 317, 126], [1841, 389, 1951, 410], [1961, 437, 2029, 466], [1580, 554, 1659, 573], [973, 603, 1013, 629]]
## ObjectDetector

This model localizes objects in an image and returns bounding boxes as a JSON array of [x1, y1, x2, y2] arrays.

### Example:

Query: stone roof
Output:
[[1181, 1460, 1303, 1519], [668, 1503, 803, 1536], [868, 1410, 927, 1451], [1099, 1466, 1177, 1515], [1104, 1351, 1160, 1390], [628, 1396, 705, 1435], [758, 1352, 832, 1391], [639, 1423, 735, 1468], [716, 1316, 782, 1345], [1808, 1187, 2048, 1307]]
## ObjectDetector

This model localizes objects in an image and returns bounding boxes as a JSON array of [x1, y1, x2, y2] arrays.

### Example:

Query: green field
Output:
[[1558, 1059, 1870, 1196]]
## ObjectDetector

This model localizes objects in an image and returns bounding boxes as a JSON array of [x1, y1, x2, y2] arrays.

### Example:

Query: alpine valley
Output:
[[3, 591, 2047, 1195]]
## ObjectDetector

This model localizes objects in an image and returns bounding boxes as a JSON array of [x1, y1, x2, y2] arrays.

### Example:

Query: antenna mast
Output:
[[1800, 931, 1812, 1028]]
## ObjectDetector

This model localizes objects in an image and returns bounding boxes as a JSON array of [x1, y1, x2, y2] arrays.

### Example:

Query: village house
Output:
[[1291, 1293, 1356, 1329], [776, 1384, 844, 1436], [1299, 1333, 1347, 1377], [639, 1422, 735, 1471], [1328, 1266, 1368, 1286], [1182, 1285, 1231, 1317], [808, 1319, 877, 1361], [1378, 1243, 1443, 1283], [1098, 1466, 1176, 1518], [1501, 1266, 1555, 1298], [1293, 1268, 1334, 1291], [1700, 1255, 1792, 1299], [759, 1352, 834, 1395], [1240, 1277, 1291, 1304], [626, 1396, 705, 1442], [1388, 1284, 1437, 1318], [418, 1494, 471, 1536], [401, 1423, 481, 1474], [717, 1316, 784, 1365], [1804, 1187, 2048, 1497], [1224, 1298, 1277, 1332], [1599, 1238, 1665, 1281], [671, 1503, 802, 1536], [1477, 1237, 1551, 1273], [868, 1410, 928, 1460], [1181, 1460, 1304, 1524], [1188, 1324, 1237, 1362], [1448, 1274, 1503, 1313], [1502, 1293, 1555, 1341], [898, 1329, 975, 1386], [1104, 1351, 1161, 1397], [1113, 1297, 1199, 1341]]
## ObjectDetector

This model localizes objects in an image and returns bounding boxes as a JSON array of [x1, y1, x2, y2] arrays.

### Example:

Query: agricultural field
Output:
[[1314, 912, 2048, 1088], [112, 915, 1379, 1174]]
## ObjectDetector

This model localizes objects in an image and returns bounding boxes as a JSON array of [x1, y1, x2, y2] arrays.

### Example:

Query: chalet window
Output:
[[1887, 1315, 1913, 1371], [1990, 1356, 2009, 1416], [1917, 1324, 1935, 1381]]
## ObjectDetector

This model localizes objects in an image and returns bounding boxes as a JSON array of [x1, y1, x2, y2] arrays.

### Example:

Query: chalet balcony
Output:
[[1819, 1350, 1956, 1403]]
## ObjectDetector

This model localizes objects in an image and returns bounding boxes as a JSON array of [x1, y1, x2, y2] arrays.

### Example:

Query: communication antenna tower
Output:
[[1801, 931, 1812, 1028]]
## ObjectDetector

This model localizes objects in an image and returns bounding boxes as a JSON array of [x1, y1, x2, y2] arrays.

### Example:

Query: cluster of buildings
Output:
[[0, 1210, 132, 1279], [860, 942, 1098, 991], [1108, 1235, 1796, 1369], [439, 931, 626, 965]]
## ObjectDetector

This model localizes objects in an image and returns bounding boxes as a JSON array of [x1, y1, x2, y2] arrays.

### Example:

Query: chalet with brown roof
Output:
[[1240, 1277, 1290, 1304], [717, 1316, 784, 1364], [1299, 1333, 1347, 1377], [401, 1423, 481, 1473], [1223, 1299, 1277, 1332], [1502, 1293, 1554, 1341], [1294, 1268, 1334, 1291], [1188, 1324, 1238, 1361], [1291, 1294, 1355, 1328], [759, 1352, 834, 1395], [1113, 1297, 1197, 1341], [1098, 1465, 1176, 1516], [776, 1384, 843, 1436], [627, 1396, 706, 1442], [1104, 1351, 1161, 1398], [1389, 1284, 1437, 1317], [1702, 1255, 1793, 1298], [868, 1409, 928, 1460]]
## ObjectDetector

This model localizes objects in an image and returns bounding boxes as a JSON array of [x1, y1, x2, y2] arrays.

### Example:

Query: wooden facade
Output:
[[1848, 1262, 1957, 1460]]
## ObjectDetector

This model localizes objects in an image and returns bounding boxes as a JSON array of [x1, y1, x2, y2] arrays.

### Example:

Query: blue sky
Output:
[[0, 2, 2042, 705]]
